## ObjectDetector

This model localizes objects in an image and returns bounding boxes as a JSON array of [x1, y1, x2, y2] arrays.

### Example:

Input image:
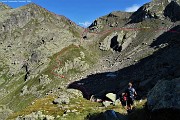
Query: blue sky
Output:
[[2, 0, 151, 27]]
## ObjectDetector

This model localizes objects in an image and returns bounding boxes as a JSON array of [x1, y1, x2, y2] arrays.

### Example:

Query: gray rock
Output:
[[80, 51, 85, 59], [103, 110, 119, 120], [114, 99, 121, 106], [53, 96, 70, 104], [87, 110, 127, 120], [16, 111, 55, 120], [0, 107, 13, 120], [103, 101, 112, 107], [20, 85, 29, 96], [147, 78, 180, 111], [129, 0, 180, 23], [66, 89, 83, 97], [106, 93, 116, 102], [90, 95, 96, 102], [39, 74, 51, 85]]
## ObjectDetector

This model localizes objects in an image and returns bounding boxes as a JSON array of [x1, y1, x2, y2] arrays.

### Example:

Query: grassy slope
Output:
[[5, 43, 139, 120], [4, 44, 100, 119], [0, 32, 159, 120]]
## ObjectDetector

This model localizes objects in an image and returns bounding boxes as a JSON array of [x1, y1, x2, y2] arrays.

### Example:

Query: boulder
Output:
[[53, 95, 70, 104], [147, 78, 180, 111], [39, 74, 51, 85], [66, 89, 83, 97], [103, 101, 112, 107], [20, 85, 29, 96], [106, 93, 116, 102], [86, 110, 126, 120]]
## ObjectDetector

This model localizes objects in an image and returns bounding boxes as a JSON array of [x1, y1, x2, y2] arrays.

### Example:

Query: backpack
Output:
[[120, 93, 127, 106], [122, 93, 128, 101]]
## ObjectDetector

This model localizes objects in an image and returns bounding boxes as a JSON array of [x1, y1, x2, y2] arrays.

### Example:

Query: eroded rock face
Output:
[[99, 31, 137, 52], [147, 78, 180, 111]]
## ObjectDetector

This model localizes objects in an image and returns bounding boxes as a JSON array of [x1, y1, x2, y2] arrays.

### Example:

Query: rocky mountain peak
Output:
[[22, 2, 45, 11], [129, 0, 180, 23], [164, 0, 180, 21], [0, 2, 12, 11], [89, 0, 180, 31], [152, 0, 180, 4], [88, 11, 132, 32]]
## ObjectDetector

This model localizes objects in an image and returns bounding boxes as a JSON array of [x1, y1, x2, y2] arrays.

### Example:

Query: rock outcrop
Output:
[[129, 0, 180, 23], [99, 31, 137, 51], [86, 110, 126, 120], [164, 1, 180, 22], [89, 11, 132, 32], [0, 2, 12, 11], [147, 78, 180, 111]]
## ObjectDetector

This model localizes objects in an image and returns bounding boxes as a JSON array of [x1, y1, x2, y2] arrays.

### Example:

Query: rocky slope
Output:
[[129, 0, 180, 23], [78, 0, 180, 97], [147, 77, 180, 111], [0, 2, 11, 11], [0, 2, 85, 119], [0, 0, 180, 119], [0, 3, 83, 78]]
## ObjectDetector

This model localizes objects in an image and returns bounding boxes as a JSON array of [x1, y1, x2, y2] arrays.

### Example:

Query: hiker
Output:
[[123, 82, 137, 113]]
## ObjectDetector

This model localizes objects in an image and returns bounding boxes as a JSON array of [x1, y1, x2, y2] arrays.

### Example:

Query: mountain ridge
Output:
[[0, 0, 179, 119]]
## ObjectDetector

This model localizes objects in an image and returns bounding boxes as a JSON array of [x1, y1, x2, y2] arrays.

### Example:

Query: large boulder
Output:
[[147, 78, 180, 111], [86, 110, 126, 120], [106, 93, 116, 102]]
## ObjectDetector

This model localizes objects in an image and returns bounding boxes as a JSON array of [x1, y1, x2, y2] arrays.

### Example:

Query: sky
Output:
[[2, 0, 151, 27]]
